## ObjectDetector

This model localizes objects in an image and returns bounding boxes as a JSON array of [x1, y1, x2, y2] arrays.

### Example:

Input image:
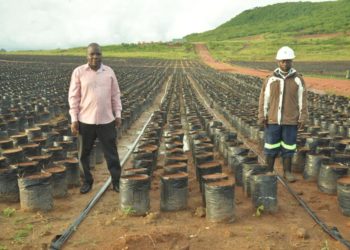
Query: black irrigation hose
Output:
[[190, 77, 350, 249], [50, 75, 172, 249], [242, 133, 350, 248], [50, 114, 154, 250], [277, 174, 350, 249], [49, 176, 112, 250], [245, 139, 350, 248]]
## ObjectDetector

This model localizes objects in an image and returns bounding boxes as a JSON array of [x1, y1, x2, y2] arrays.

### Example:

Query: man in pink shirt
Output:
[[68, 43, 122, 194]]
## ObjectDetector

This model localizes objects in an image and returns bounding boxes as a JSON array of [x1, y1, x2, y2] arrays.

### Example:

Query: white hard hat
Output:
[[276, 46, 295, 60]]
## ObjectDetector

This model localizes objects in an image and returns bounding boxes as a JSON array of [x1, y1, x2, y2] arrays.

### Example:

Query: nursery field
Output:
[[0, 55, 350, 250]]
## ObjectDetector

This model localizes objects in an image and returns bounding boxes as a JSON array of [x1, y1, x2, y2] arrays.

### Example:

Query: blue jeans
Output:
[[264, 124, 297, 157]]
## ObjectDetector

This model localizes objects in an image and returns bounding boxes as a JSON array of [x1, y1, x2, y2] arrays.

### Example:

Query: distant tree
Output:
[[0, 48, 6, 52]]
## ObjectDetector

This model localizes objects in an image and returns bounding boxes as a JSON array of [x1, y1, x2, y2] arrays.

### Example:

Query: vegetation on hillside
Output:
[[186, 0, 350, 41], [206, 33, 350, 61], [1, 43, 196, 60], [2, 1, 349, 62], [186, 0, 350, 62]]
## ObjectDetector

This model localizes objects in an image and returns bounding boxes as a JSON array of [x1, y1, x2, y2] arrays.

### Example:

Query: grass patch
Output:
[[0, 245, 8, 250], [304, 73, 350, 80], [13, 224, 33, 244], [1, 42, 197, 60], [186, 1, 350, 62], [2, 208, 16, 218], [14, 217, 27, 225], [186, 1, 350, 42], [205, 33, 350, 62], [121, 206, 136, 216], [2, 1, 349, 62]]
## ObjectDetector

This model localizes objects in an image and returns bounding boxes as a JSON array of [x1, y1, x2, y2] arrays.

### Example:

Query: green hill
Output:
[[0, 42, 196, 60], [186, 0, 350, 41], [186, 0, 350, 61], [2, 1, 350, 61]]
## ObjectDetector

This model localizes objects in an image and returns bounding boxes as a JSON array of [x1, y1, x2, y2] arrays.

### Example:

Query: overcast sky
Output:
[[0, 0, 330, 51]]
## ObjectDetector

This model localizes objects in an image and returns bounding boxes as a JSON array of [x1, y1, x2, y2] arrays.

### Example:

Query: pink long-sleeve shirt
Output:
[[68, 63, 122, 125]]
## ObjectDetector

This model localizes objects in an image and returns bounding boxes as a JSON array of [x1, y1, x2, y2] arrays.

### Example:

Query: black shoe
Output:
[[113, 182, 120, 193], [80, 182, 93, 194]]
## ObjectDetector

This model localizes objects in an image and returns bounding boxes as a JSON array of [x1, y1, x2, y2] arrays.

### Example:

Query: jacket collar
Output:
[[273, 67, 297, 79]]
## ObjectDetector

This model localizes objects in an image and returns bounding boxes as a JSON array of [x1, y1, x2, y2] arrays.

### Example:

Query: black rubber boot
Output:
[[265, 156, 275, 172], [282, 157, 296, 182]]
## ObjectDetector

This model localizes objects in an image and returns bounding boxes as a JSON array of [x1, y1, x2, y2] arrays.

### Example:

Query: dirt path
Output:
[[194, 43, 350, 97]]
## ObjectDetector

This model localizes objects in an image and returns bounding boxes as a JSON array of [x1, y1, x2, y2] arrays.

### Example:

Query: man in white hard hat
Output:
[[258, 46, 308, 182]]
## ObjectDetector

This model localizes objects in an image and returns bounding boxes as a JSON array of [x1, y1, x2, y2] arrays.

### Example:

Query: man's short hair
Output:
[[87, 43, 100, 49]]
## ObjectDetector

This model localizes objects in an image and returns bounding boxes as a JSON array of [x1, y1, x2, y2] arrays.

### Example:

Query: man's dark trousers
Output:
[[78, 121, 121, 186]]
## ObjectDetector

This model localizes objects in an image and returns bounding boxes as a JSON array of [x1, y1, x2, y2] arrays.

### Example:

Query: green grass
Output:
[[1, 1, 349, 62], [185, 0, 350, 62], [186, 1, 350, 42], [1, 42, 197, 60], [205, 33, 350, 62], [0, 245, 7, 250], [121, 206, 136, 216], [304, 73, 348, 80], [2, 208, 16, 218], [13, 224, 33, 244]]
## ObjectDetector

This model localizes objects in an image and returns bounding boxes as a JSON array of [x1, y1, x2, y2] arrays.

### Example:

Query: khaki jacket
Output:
[[258, 68, 308, 125]]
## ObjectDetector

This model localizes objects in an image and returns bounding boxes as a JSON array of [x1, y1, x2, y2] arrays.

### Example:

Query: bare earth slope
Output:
[[194, 43, 350, 97]]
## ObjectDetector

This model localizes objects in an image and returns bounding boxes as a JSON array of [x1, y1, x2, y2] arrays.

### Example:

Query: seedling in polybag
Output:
[[122, 206, 136, 215], [254, 205, 264, 217]]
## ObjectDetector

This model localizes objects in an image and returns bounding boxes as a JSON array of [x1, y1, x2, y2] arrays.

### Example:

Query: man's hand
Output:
[[115, 118, 122, 128], [71, 121, 79, 136], [259, 119, 268, 129], [298, 121, 305, 130]]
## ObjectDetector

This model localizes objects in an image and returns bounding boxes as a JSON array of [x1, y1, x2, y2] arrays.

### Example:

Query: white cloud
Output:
[[0, 0, 331, 50]]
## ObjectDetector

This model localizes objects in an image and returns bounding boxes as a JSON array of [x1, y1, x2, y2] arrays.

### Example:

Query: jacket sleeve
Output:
[[68, 68, 81, 123], [298, 76, 308, 123], [258, 78, 268, 125]]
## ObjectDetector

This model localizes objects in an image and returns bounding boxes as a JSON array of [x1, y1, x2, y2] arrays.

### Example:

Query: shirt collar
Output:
[[84, 63, 105, 72]]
